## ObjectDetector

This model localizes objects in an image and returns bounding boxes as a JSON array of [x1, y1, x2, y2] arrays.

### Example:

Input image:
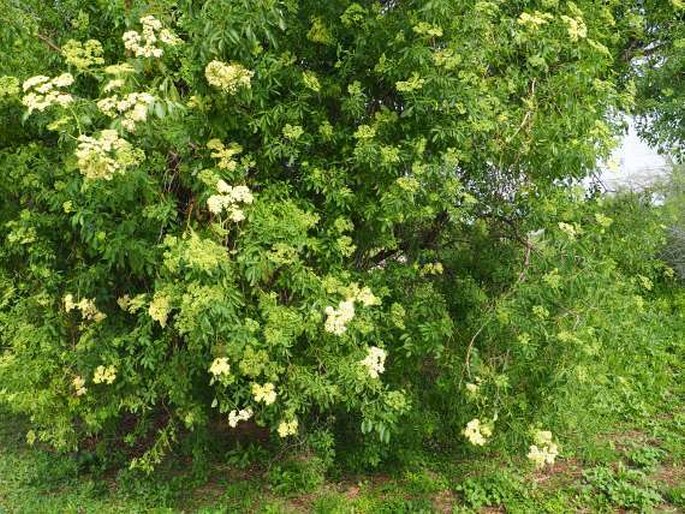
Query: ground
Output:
[[1, 394, 683, 513]]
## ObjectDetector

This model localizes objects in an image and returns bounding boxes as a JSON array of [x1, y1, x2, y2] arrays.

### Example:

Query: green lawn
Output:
[[2, 389, 684, 513]]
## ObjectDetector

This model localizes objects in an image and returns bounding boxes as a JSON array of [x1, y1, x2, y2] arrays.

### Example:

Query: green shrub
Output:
[[0, 1, 678, 472]]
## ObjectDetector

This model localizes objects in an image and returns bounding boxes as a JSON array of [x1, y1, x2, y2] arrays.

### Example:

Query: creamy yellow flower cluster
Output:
[[93, 364, 117, 384], [97, 92, 155, 132], [359, 346, 387, 379], [463, 418, 493, 446], [527, 429, 559, 468], [122, 15, 181, 58], [148, 292, 172, 328], [324, 299, 355, 336], [208, 357, 231, 386], [420, 262, 444, 276], [517, 11, 554, 28], [64, 293, 106, 322], [465, 376, 482, 397], [72, 376, 87, 396], [412, 22, 443, 37], [61, 39, 105, 70], [252, 382, 277, 405], [207, 139, 243, 171], [517, 9, 586, 41], [324, 284, 380, 336], [209, 357, 231, 377], [75, 130, 142, 180], [103, 79, 125, 93], [207, 356, 289, 435], [104, 63, 137, 76], [0, 75, 20, 98], [396, 72, 425, 93], [228, 407, 253, 427], [207, 179, 254, 221], [205, 60, 254, 95], [558, 221, 580, 239], [560, 14, 587, 41], [71, 366, 116, 396], [117, 293, 147, 313], [432, 48, 461, 69], [277, 418, 298, 438], [22, 74, 74, 114]]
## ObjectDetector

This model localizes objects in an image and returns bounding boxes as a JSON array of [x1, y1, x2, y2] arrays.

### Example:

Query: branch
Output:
[[36, 33, 61, 53], [516, 237, 533, 283]]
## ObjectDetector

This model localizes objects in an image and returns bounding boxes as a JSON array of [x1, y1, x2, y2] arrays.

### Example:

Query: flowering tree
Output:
[[0, 1, 668, 470], [632, 1, 685, 157]]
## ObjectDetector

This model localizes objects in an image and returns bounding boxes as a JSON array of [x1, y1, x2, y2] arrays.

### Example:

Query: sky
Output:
[[595, 119, 671, 191]]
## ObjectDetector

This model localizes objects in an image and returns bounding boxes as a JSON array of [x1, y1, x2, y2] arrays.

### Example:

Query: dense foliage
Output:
[[632, 0, 685, 157], [0, 0, 681, 472]]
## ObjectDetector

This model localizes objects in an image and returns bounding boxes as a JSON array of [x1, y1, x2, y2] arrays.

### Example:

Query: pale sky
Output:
[[596, 119, 670, 191]]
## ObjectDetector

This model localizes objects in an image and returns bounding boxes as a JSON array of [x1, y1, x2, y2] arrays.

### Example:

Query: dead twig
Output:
[[37, 33, 61, 53]]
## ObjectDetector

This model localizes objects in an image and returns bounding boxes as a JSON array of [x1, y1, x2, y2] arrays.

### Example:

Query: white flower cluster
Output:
[[324, 284, 380, 336], [463, 418, 492, 446], [64, 293, 106, 322], [22, 73, 74, 114], [72, 376, 87, 396], [252, 382, 277, 405], [207, 180, 254, 221], [228, 407, 253, 428], [277, 419, 299, 438], [122, 15, 181, 58], [103, 79, 125, 93], [209, 357, 231, 377], [75, 129, 142, 180], [93, 364, 117, 385], [205, 60, 254, 94], [527, 429, 559, 468], [324, 299, 355, 336], [97, 92, 155, 132], [465, 376, 482, 397], [359, 346, 387, 379]]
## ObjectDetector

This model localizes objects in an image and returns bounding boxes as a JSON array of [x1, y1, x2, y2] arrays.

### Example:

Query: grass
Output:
[[1, 396, 683, 513]]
